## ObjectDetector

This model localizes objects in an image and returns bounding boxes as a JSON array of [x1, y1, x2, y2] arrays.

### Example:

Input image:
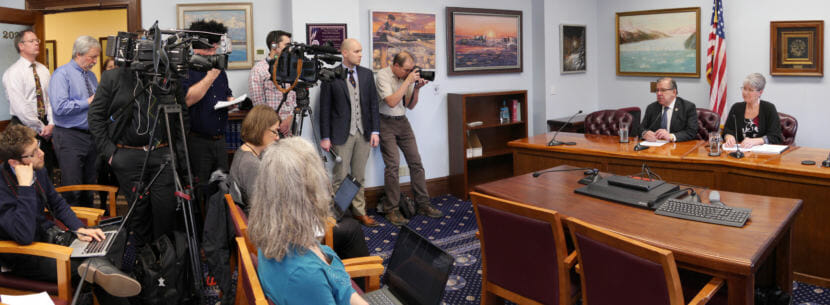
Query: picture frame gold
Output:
[[615, 7, 700, 78], [770, 20, 823, 76], [446, 7, 523, 75], [99, 37, 110, 74], [177, 2, 254, 69], [44, 40, 56, 73]]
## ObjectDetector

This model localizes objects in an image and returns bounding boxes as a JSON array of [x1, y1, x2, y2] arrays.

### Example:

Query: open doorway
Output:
[[44, 8, 127, 81]]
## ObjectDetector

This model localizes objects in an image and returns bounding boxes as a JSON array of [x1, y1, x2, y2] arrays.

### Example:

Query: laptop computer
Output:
[[363, 226, 454, 305], [68, 230, 118, 258]]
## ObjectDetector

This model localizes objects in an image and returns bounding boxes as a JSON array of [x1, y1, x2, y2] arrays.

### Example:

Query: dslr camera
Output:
[[412, 66, 435, 82]]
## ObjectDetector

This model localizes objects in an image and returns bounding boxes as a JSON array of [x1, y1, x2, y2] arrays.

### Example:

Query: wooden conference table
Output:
[[507, 132, 830, 288], [475, 166, 802, 305]]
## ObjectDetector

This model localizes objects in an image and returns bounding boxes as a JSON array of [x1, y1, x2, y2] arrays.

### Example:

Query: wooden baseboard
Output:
[[795, 272, 830, 288], [364, 176, 450, 211]]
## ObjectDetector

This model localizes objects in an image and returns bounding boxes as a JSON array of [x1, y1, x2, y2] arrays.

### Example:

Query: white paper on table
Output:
[[0, 291, 55, 305], [721, 143, 788, 154], [638, 140, 668, 147], [214, 94, 248, 110]]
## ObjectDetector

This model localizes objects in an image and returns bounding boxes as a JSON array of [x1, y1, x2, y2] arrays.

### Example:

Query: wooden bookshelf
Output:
[[447, 90, 528, 199]]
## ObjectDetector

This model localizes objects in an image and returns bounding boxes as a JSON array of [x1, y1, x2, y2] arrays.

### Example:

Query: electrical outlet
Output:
[[550, 85, 557, 95], [433, 84, 440, 96], [399, 165, 409, 177]]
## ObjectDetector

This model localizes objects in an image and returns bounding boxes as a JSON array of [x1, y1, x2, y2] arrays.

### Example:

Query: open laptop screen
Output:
[[384, 226, 454, 305]]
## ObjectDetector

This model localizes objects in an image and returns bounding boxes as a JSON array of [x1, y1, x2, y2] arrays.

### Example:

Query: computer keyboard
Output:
[[655, 199, 751, 227], [363, 289, 396, 305], [82, 231, 115, 254]]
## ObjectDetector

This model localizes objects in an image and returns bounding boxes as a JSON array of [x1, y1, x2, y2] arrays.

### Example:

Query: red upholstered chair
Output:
[[470, 191, 578, 305], [584, 109, 634, 136], [778, 112, 798, 145], [565, 217, 725, 305], [696, 108, 721, 140]]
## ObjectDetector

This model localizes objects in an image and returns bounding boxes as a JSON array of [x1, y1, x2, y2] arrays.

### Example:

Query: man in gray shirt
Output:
[[375, 52, 442, 226]]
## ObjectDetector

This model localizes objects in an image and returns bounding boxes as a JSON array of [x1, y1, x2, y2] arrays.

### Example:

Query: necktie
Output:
[[660, 106, 669, 130], [30, 64, 47, 124], [348, 69, 356, 88], [83, 70, 94, 96]]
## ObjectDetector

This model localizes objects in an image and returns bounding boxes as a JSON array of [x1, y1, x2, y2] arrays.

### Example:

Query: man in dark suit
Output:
[[640, 77, 699, 142], [319, 38, 381, 227]]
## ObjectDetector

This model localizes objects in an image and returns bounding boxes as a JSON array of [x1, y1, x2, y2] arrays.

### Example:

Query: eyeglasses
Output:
[[268, 129, 279, 136], [655, 88, 674, 93], [740, 86, 759, 92], [19, 140, 41, 160], [21, 39, 41, 44]]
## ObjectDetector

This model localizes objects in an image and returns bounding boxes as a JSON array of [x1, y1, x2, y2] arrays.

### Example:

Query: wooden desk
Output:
[[475, 167, 802, 305], [509, 132, 830, 287]]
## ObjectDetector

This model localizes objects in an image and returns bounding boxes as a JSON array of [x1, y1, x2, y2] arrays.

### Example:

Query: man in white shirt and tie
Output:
[[641, 77, 699, 142]]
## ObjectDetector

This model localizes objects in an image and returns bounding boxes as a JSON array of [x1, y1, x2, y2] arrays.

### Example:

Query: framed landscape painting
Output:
[[770, 20, 823, 76], [447, 7, 522, 75], [177, 3, 254, 69], [560, 24, 586, 73], [370, 11, 436, 72], [615, 7, 700, 77]]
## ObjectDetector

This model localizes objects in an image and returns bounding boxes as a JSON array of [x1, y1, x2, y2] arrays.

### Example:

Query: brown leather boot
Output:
[[353, 215, 378, 227]]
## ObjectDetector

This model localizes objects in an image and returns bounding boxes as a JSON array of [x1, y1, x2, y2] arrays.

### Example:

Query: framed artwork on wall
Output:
[[770, 20, 824, 76], [615, 7, 700, 77], [177, 2, 254, 69], [44, 40, 56, 73], [306, 23, 347, 50], [560, 24, 586, 73], [98, 37, 110, 74], [446, 7, 522, 75], [370, 11, 436, 72]]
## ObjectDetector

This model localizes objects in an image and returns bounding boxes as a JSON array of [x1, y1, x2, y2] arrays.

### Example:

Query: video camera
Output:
[[270, 42, 345, 86], [105, 21, 230, 78], [412, 66, 435, 82]]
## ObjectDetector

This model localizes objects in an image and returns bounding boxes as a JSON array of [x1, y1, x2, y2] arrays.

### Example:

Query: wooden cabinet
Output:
[[448, 90, 528, 199]]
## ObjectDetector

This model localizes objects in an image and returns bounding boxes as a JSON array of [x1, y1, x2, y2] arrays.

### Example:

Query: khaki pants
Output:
[[332, 134, 372, 216], [379, 116, 429, 212]]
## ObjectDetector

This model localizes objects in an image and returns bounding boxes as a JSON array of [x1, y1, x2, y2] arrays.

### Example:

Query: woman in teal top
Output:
[[248, 137, 369, 305]]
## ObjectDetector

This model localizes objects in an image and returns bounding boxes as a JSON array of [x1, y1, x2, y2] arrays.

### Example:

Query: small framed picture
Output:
[[560, 24, 586, 73], [306, 23, 347, 50], [177, 3, 254, 69], [44, 40, 57, 73], [770, 20, 824, 76]]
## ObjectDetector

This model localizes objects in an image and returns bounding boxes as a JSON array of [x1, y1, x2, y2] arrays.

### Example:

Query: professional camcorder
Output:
[[413, 65, 435, 82], [105, 21, 230, 77], [270, 42, 345, 86]]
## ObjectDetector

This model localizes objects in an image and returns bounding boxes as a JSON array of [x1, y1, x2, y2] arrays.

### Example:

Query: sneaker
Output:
[[418, 204, 443, 218], [78, 257, 142, 297], [385, 210, 409, 226]]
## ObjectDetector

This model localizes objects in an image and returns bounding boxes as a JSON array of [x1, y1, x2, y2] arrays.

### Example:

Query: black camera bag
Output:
[[134, 231, 192, 305]]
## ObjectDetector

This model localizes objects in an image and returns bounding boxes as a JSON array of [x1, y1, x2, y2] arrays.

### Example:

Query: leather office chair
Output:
[[617, 107, 642, 137], [696, 108, 721, 140], [778, 112, 798, 145], [584, 109, 634, 136], [225, 195, 383, 292], [565, 217, 725, 305], [55, 184, 119, 217], [470, 191, 578, 305]]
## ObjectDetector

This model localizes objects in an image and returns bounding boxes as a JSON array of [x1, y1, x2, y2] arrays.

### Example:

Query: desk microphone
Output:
[[822, 152, 830, 168], [532, 167, 599, 184], [548, 110, 582, 146], [728, 115, 744, 159], [634, 112, 662, 151]]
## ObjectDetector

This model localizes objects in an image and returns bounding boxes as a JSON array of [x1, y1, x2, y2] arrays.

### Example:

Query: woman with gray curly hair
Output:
[[248, 137, 369, 305], [723, 73, 783, 148]]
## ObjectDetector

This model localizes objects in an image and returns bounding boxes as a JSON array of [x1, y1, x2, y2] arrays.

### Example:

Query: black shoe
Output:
[[385, 210, 409, 226], [78, 257, 141, 297], [418, 204, 443, 218]]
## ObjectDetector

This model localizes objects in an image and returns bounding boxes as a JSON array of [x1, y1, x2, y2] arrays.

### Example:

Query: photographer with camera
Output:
[[375, 52, 441, 226], [182, 20, 234, 186], [248, 30, 296, 136]]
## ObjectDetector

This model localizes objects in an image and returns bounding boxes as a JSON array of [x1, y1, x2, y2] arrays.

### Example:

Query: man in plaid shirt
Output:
[[248, 30, 296, 136]]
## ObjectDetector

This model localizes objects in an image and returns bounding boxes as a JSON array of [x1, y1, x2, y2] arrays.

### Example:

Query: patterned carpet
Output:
[[362, 194, 830, 305]]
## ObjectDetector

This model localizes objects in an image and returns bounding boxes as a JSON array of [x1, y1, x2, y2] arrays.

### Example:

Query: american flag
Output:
[[706, 0, 727, 118]]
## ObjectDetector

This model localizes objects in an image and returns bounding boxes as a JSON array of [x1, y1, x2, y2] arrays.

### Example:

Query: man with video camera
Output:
[[183, 20, 234, 186], [248, 30, 296, 136], [374, 51, 442, 226]]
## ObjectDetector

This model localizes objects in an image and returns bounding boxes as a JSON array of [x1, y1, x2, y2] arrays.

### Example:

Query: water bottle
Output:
[[500, 101, 510, 124]]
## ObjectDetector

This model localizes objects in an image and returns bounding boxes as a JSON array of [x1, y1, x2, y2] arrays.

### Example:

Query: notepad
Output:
[[638, 140, 669, 147], [722, 144, 788, 154], [214, 94, 248, 110]]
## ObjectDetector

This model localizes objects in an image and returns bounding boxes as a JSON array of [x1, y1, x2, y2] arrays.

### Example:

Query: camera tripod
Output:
[[276, 83, 331, 162]]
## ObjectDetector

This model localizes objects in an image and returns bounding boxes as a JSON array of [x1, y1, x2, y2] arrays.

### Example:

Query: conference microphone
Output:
[[634, 111, 663, 151], [532, 167, 599, 184], [728, 115, 744, 159], [822, 152, 830, 168], [329, 148, 343, 163], [548, 110, 582, 146]]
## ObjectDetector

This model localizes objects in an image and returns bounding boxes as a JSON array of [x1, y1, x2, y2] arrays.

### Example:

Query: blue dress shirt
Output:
[[48, 60, 97, 130], [182, 69, 232, 136], [258, 245, 355, 305]]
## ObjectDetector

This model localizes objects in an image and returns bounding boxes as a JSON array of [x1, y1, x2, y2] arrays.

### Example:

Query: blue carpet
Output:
[[363, 194, 830, 305]]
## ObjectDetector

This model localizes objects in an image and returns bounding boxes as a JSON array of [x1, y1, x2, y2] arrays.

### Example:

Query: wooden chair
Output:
[[470, 191, 578, 305], [565, 217, 724, 305], [234, 237, 269, 305], [225, 195, 384, 293], [55, 184, 118, 217]]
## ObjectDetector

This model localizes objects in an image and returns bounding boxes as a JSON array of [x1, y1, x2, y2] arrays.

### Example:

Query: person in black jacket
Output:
[[88, 66, 184, 244], [640, 77, 699, 142], [723, 73, 783, 148]]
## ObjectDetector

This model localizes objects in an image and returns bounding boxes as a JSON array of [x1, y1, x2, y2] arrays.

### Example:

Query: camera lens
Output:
[[420, 70, 435, 81]]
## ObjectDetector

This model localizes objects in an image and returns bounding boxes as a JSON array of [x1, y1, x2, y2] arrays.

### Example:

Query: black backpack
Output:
[[379, 192, 417, 219], [134, 231, 193, 304]]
